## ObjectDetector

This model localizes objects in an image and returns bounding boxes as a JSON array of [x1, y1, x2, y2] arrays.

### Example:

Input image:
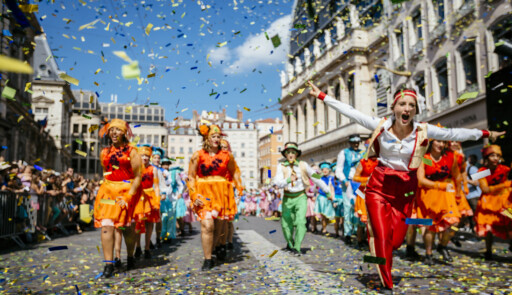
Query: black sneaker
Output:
[[285, 244, 293, 252], [405, 245, 421, 261], [227, 242, 234, 250], [114, 257, 121, 268], [134, 247, 142, 258], [156, 239, 162, 248], [149, 241, 155, 250], [292, 249, 302, 257], [451, 237, 462, 248], [144, 250, 151, 259], [127, 256, 135, 270], [437, 245, 453, 262], [216, 246, 226, 261], [484, 250, 493, 261], [201, 259, 214, 271], [424, 254, 434, 265], [344, 236, 352, 245], [103, 264, 114, 278]]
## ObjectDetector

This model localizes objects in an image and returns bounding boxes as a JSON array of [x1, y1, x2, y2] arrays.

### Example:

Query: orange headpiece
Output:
[[138, 146, 153, 157], [481, 145, 502, 158], [99, 118, 133, 139], [198, 124, 224, 138]]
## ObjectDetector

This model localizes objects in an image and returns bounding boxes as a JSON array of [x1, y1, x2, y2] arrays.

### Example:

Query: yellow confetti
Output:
[[313, 121, 320, 127], [297, 88, 305, 94], [78, 19, 101, 31], [145, 23, 154, 35], [17, 115, 24, 123], [217, 41, 227, 47], [103, 172, 112, 176], [268, 250, 278, 257], [113, 51, 132, 63], [243, 107, 251, 111], [19, 4, 38, 12], [59, 73, 79, 86], [95, 68, 101, 74], [75, 150, 87, 157], [0, 55, 33, 74], [24, 82, 31, 92]]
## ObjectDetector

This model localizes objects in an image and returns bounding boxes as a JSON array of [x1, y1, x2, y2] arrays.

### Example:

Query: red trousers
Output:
[[365, 165, 417, 289]]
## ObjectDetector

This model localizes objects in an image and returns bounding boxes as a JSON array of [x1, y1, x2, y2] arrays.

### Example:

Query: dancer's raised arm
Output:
[[308, 81, 381, 131]]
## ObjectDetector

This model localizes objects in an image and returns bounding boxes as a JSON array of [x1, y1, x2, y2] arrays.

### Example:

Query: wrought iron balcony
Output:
[[393, 55, 405, 70], [456, 0, 475, 21], [410, 40, 424, 59], [429, 22, 446, 44]]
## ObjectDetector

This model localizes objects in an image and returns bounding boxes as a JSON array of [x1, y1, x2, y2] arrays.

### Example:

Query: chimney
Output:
[[237, 110, 243, 122]]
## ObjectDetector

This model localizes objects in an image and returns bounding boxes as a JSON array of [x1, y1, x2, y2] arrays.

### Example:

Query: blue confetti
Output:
[[267, 170, 271, 178], [215, 94, 220, 99], [95, 91, 100, 98], [190, 67, 197, 70], [123, 180, 131, 183], [103, 260, 116, 263], [34, 165, 43, 171], [43, 275, 49, 281], [374, 74, 379, 83], [269, 230, 276, 234], [206, 198, 211, 201], [94, 273, 103, 280], [1, 146, 7, 149], [377, 102, 387, 107], [134, 124, 141, 128], [405, 218, 432, 226], [75, 284, 81, 295], [48, 246, 68, 251]]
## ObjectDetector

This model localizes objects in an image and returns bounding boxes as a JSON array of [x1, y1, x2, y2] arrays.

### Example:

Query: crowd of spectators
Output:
[[0, 158, 100, 245]]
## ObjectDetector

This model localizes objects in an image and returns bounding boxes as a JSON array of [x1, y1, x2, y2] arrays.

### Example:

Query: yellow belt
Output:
[[197, 175, 228, 182], [103, 178, 134, 184]]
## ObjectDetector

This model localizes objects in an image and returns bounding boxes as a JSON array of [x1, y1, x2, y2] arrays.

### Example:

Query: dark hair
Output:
[[426, 139, 446, 156]]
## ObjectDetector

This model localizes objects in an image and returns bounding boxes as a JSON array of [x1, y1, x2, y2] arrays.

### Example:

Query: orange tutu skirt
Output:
[[133, 188, 161, 233], [94, 179, 139, 229], [354, 195, 367, 224], [475, 188, 512, 240], [456, 192, 473, 217], [193, 176, 236, 221], [415, 185, 461, 233]]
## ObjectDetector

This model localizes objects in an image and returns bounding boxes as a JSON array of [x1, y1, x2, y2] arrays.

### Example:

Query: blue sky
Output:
[[37, 0, 294, 122]]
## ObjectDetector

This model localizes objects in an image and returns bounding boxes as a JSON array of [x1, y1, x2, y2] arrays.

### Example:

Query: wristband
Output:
[[481, 130, 490, 138], [318, 92, 326, 101]]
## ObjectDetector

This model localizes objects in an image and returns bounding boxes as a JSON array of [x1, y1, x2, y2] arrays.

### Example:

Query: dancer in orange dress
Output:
[[95, 119, 142, 277], [474, 145, 512, 260], [220, 139, 244, 252], [188, 125, 239, 270], [352, 155, 378, 247], [133, 145, 161, 259], [415, 140, 462, 264]]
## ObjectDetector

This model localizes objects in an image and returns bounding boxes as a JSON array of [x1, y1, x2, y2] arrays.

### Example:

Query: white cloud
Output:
[[209, 14, 291, 74]]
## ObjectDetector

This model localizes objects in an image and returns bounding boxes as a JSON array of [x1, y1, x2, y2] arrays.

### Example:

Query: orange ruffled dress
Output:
[[225, 161, 243, 220], [133, 165, 161, 233], [475, 165, 512, 240], [94, 145, 140, 229], [454, 151, 473, 217], [415, 152, 461, 232], [352, 157, 379, 224], [190, 149, 236, 221]]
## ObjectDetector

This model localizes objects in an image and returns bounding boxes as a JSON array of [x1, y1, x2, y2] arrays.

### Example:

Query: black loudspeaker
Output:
[[485, 65, 512, 164]]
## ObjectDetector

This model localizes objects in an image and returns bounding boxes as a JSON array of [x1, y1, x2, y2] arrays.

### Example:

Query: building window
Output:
[[82, 124, 87, 134], [435, 58, 449, 102], [179, 147, 184, 154], [460, 41, 478, 91], [395, 27, 404, 56], [277, 135, 282, 142], [491, 17, 512, 70], [303, 103, 307, 139], [412, 9, 422, 40], [171, 147, 175, 153], [73, 124, 79, 133], [278, 147, 282, 152], [189, 138, 193, 143], [35, 107, 48, 114], [241, 152, 245, 157], [188, 147, 193, 154], [153, 135, 158, 144], [348, 73, 355, 123], [433, 0, 444, 24], [250, 171, 254, 178]]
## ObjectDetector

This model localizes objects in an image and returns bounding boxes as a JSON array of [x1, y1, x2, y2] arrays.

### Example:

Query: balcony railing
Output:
[[429, 22, 446, 44], [456, 0, 475, 21], [433, 98, 451, 113], [410, 39, 424, 59], [393, 55, 405, 70]]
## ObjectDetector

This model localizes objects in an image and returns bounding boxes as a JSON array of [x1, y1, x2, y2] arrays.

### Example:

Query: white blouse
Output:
[[273, 161, 330, 193], [323, 95, 484, 171]]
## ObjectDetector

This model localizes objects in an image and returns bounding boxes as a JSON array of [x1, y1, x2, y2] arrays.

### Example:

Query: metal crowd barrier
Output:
[[0, 191, 26, 247], [0, 191, 85, 248]]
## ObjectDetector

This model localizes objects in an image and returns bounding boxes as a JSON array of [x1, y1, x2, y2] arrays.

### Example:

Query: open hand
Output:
[[194, 197, 204, 207], [116, 197, 128, 209]]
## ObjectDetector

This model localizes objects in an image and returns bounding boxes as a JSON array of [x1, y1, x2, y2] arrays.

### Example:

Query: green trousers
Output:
[[281, 192, 307, 252]]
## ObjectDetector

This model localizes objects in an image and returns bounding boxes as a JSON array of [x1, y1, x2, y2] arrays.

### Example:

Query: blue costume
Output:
[[331, 163, 345, 218], [314, 163, 335, 220], [336, 143, 364, 237]]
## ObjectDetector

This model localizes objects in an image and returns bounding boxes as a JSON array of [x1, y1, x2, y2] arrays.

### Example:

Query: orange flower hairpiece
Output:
[[198, 124, 210, 137]]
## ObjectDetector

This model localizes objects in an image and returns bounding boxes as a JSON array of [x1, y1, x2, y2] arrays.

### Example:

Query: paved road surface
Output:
[[1, 216, 511, 294]]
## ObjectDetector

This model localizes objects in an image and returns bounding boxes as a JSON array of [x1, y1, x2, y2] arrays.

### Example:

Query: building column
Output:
[[282, 111, 289, 143], [305, 98, 314, 140], [289, 105, 297, 143], [297, 102, 305, 143], [355, 62, 373, 116], [447, 50, 457, 107]]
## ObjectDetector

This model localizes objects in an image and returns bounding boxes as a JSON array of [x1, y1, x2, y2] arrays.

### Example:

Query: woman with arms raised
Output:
[[308, 81, 504, 293]]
